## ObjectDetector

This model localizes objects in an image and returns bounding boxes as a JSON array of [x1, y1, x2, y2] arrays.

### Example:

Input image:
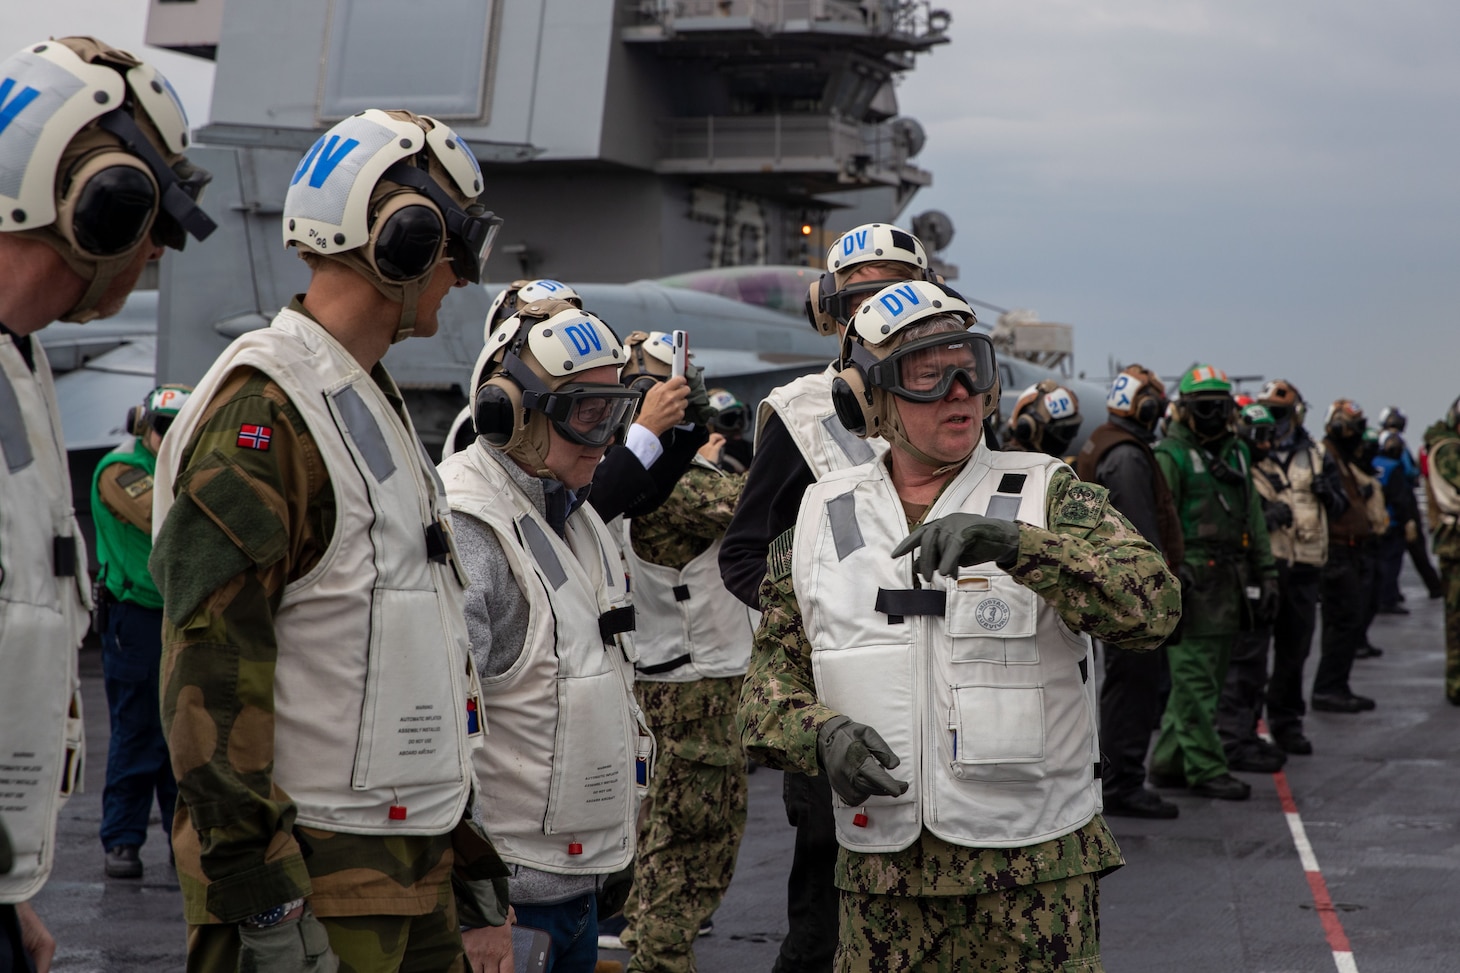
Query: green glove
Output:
[[816, 715, 909, 806], [683, 363, 715, 427], [890, 513, 1022, 583], [238, 907, 338, 973]]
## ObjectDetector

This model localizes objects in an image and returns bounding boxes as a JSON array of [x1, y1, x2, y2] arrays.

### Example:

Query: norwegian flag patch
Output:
[[236, 424, 273, 451]]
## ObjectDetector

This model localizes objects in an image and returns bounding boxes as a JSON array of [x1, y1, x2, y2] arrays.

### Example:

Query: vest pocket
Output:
[[352, 587, 465, 790], [944, 575, 1039, 664], [948, 684, 1047, 782], [545, 669, 632, 835]]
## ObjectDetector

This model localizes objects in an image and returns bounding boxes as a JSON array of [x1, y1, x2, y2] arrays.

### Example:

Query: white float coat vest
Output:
[[794, 443, 1100, 853], [622, 456, 757, 682], [439, 443, 652, 875], [1427, 440, 1460, 528], [1256, 442, 1328, 565], [153, 309, 482, 836], [0, 336, 88, 903], [757, 365, 888, 479]]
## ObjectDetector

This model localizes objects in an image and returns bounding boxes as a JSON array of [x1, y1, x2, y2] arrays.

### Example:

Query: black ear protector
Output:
[[57, 149, 160, 257], [473, 374, 527, 450], [1133, 391, 1166, 429], [366, 191, 446, 283], [806, 273, 839, 335], [1012, 412, 1040, 447], [830, 338, 880, 438], [124, 404, 146, 437]]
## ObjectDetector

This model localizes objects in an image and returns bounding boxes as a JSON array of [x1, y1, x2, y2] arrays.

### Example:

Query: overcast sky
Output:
[[4, 0, 1457, 429]]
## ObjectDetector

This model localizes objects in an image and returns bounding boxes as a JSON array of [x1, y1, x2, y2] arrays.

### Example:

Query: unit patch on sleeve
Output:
[[236, 424, 273, 451]]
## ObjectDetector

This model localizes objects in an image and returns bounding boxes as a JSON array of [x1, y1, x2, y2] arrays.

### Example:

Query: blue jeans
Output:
[[100, 601, 177, 850], [514, 894, 598, 973]]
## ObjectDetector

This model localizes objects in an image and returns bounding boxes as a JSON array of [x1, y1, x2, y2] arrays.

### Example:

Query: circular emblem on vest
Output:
[[975, 597, 1012, 631]]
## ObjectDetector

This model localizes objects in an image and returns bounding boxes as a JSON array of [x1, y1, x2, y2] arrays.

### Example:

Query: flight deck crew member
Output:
[[1149, 366, 1278, 802], [1422, 397, 1460, 703], [738, 280, 1179, 971], [151, 110, 512, 973], [1380, 406, 1445, 599], [613, 333, 755, 973], [1075, 365, 1183, 819], [706, 389, 754, 472], [1308, 400, 1387, 715], [441, 300, 653, 973], [92, 384, 192, 880], [719, 223, 931, 973], [0, 36, 216, 970], [1003, 379, 1083, 459]]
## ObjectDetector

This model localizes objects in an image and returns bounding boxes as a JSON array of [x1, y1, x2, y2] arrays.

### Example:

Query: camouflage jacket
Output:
[[630, 461, 747, 750], [738, 465, 1177, 895], [152, 338, 503, 925], [1424, 420, 1460, 559]]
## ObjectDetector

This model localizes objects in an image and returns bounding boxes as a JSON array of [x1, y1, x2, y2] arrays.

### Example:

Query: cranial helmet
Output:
[[707, 389, 748, 435], [1325, 399, 1366, 439], [1174, 364, 1236, 442], [125, 383, 192, 439], [1236, 402, 1276, 452], [805, 223, 935, 335], [1009, 379, 1082, 456], [831, 279, 995, 468], [1377, 406, 1407, 433], [1258, 378, 1306, 432], [484, 278, 581, 339], [1105, 364, 1168, 429], [0, 37, 217, 322], [471, 298, 638, 477], [283, 108, 502, 343]]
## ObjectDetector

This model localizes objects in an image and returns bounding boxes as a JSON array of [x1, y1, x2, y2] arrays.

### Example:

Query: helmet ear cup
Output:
[[1134, 393, 1162, 428], [806, 274, 840, 336], [125, 405, 145, 437], [831, 366, 878, 439], [367, 193, 445, 282], [1012, 413, 1039, 447], [473, 376, 526, 450], [58, 152, 160, 257]]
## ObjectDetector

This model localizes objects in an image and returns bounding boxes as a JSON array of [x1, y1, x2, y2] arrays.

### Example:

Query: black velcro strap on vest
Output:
[[673, 584, 691, 602], [997, 473, 1028, 494], [599, 606, 636, 641], [875, 588, 946, 625], [1093, 761, 1102, 779], [53, 537, 76, 578], [1079, 657, 1089, 683], [424, 522, 450, 564], [637, 653, 692, 676]]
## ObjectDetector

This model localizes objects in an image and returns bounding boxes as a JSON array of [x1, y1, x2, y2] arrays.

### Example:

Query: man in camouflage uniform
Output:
[[151, 111, 511, 972], [1422, 399, 1460, 703], [614, 335, 755, 973], [0, 36, 216, 969], [738, 281, 1179, 971], [1150, 366, 1278, 802]]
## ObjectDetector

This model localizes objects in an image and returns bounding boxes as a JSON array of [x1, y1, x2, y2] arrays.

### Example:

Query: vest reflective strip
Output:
[[331, 384, 396, 482], [828, 491, 865, 560], [985, 494, 1022, 521], [518, 515, 568, 589], [821, 413, 875, 466], [0, 365, 33, 472]]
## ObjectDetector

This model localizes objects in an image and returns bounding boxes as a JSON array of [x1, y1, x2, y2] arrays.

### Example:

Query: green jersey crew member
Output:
[[738, 280, 1179, 971], [92, 384, 192, 881], [0, 35, 216, 970], [151, 109, 513, 973]]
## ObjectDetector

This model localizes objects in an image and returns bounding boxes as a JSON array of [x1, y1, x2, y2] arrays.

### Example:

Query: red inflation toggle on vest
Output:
[[853, 811, 869, 828], [568, 841, 583, 856], [389, 805, 408, 821]]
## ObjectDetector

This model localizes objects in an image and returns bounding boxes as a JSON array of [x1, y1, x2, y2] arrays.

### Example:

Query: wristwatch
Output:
[[242, 897, 306, 929]]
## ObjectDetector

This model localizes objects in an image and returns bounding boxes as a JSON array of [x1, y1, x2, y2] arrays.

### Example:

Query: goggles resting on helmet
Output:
[[381, 160, 501, 283], [853, 330, 997, 403], [501, 354, 637, 447]]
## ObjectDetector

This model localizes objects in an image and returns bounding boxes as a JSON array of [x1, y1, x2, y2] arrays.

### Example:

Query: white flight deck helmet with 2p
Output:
[[471, 299, 639, 477], [805, 223, 935, 336], [831, 279, 996, 468], [0, 37, 217, 322], [484, 278, 582, 337], [282, 108, 502, 342]]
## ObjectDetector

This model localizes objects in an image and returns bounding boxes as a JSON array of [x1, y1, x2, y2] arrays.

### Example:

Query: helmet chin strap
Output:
[[27, 227, 140, 324], [321, 248, 427, 343], [505, 412, 557, 480], [885, 396, 974, 476]]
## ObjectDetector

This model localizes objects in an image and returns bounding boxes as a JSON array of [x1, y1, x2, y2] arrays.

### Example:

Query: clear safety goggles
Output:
[[852, 330, 998, 403], [820, 275, 908, 325], [383, 161, 502, 284], [504, 355, 638, 447]]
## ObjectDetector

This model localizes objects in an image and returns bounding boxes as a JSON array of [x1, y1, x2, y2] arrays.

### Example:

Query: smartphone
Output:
[[671, 329, 689, 379], [512, 925, 551, 973]]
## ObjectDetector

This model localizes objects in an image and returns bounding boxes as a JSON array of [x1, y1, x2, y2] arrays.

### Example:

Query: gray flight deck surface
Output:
[[31, 561, 1456, 971]]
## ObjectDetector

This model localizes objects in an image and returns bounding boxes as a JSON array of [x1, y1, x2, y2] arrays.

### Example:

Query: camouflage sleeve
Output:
[[1004, 468, 1181, 650], [737, 530, 841, 775], [1433, 440, 1460, 488], [661, 465, 745, 541], [151, 369, 327, 923]]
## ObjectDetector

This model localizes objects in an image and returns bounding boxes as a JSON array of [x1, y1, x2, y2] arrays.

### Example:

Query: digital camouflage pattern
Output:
[[621, 459, 749, 972], [738, 464, 1169, 897], [836, 873, 1103, 973], [151, 362, 456, 928], [1422, 420, 1460, 701]]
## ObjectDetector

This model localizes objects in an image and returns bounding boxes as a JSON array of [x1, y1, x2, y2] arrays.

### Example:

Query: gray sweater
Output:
[[450, 442, 602, 906]]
